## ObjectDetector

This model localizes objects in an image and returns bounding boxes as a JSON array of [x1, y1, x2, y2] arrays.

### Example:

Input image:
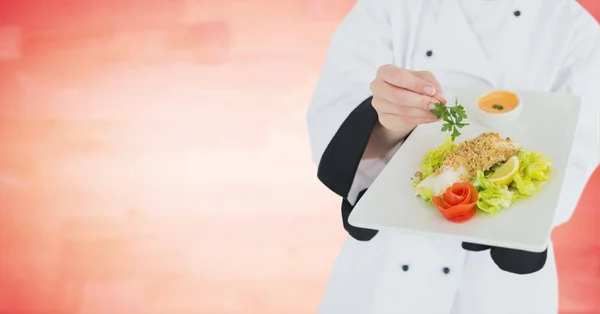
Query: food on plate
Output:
[[430, 98, 469, 141], [475, 90, 523, 127], [412, 132, 552, 223], [487, 155, 519, 185], [431, 183, 479, 223], [415, 132, 521, 195]]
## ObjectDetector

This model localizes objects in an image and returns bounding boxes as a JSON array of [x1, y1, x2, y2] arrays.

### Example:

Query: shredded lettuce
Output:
[[471, 150, 552, 214], [472, 171, 515, 215], [413, 136, 458, 186], [511, 150, 552, 198]]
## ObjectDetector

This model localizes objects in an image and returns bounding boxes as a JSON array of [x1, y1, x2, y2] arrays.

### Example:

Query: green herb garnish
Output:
[[430, 97, 469, 141], [492, 104, 504, 110]]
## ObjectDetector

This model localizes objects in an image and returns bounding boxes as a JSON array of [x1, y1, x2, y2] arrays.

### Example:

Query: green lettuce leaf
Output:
[[511, 150, 552, 197], [472, 171, 515, 215], [413, 136, 458, 186]]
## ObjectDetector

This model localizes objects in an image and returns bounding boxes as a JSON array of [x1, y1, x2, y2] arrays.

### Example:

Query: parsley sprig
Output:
[[430, 98, 469, 141]]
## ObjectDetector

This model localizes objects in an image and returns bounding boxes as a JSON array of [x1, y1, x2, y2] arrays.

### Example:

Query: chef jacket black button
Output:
[[402, 265, 409, 272], [514, 10, 521, 17], [426, 50, 433, 57], [443, 267, 450, 274]]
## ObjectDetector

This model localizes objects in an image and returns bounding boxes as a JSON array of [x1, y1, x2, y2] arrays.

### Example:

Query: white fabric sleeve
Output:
[[552, 11, 600, 227]]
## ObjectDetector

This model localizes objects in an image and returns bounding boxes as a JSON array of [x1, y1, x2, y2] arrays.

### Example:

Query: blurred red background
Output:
[[0, 1, 598, 313]]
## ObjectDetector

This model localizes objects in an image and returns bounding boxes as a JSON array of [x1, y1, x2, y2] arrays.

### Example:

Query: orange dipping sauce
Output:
[[477, 91, 520, 114]]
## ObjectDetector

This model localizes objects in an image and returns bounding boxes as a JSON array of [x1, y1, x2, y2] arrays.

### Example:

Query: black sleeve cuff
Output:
[[315, 96, 379, 241], [341, 189, 378, 241], [462, 242, 548, 275], [317, 96, 378, 198], [489, 247, 548, 275], [462, 242, 492, 252]]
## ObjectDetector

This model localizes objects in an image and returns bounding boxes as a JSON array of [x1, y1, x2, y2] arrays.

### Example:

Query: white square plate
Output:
[[348, 89, 581, 252]]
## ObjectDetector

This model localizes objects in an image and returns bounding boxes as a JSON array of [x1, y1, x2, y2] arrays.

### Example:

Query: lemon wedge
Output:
[[489, 156, 519, 185]]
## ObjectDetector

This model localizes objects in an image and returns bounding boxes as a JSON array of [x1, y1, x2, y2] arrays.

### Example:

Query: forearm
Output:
[[362, 121, 413, 160]]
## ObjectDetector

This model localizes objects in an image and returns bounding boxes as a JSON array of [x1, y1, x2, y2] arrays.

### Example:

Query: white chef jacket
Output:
[[306, 0, 600, 313]]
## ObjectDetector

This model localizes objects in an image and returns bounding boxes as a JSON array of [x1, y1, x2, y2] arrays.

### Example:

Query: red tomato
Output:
[[431, 182, 479, 223]]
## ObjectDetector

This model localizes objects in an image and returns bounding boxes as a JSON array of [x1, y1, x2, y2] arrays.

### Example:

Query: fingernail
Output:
[[429, 102, 437, 110], [423, 85, 436, 96], [432, 94, 446, 104]]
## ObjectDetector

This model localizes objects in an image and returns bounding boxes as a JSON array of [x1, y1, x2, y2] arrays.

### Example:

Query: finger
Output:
[[378, 65, 440, 98], [372, 97, 438, 119], [378, 113, 439, 130], [372, 80, 442, 112], [411, 71, 446, 103]]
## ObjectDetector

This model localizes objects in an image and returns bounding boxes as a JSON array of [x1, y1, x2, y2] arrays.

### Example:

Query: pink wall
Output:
[[0, 1, 598, 313], [580, 0, 600, 15]]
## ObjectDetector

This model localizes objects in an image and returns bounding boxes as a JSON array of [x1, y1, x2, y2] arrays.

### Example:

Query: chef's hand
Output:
[[371, 64, 446, 132], [364, 65, 447, 159]]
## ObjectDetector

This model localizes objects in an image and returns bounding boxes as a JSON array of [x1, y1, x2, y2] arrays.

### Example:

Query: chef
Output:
[[307, 0, 600, 313]]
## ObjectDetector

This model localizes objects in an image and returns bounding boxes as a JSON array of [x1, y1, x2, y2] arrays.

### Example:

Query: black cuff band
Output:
[[316, 97, 379, 241], [317, 97, 377, 198], [462, 242, 548, 274], [462, 242, 492, 252], [490, 246, 548, 275], [342, 189, 378, 241]]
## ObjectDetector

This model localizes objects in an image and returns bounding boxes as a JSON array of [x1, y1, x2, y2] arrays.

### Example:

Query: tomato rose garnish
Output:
[[431, 182, 479, 223]]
